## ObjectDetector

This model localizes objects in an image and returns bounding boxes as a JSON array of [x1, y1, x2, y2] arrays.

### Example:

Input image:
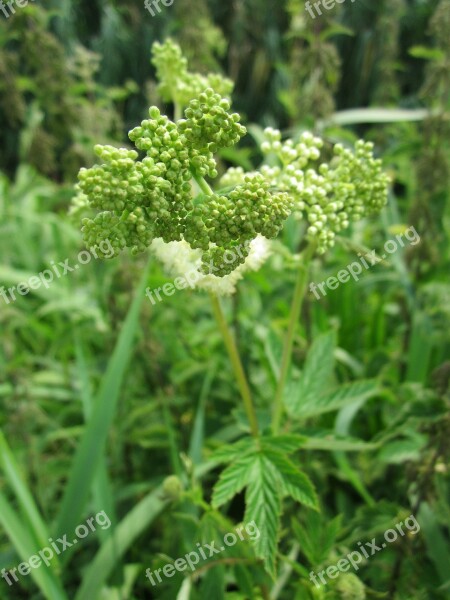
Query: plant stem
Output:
[[270, 542, 300, 599], [193, 173, 258, 436], [174, 101, 182, 122], [272, 243, 315, 435], [192, 173, 214, 196], [210, 294, 259, 437]]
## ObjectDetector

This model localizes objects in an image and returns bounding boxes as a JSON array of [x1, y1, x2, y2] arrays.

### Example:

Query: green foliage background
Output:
[[0, 0, 449, 599]]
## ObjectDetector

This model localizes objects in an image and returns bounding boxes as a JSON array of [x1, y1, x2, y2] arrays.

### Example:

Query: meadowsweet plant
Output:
[[71, 39, 390, 580]]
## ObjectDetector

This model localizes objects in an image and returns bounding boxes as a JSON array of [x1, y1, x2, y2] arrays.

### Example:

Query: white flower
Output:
[[150, 235, 272, 296]]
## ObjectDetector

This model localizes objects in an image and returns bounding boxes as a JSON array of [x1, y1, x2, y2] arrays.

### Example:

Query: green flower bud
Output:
[[162, 475, 184, 501]]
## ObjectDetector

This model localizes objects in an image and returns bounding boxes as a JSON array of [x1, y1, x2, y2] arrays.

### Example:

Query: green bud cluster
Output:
[[73, 85, 291, 273], [253, 128, 390, 253], [72, 43, 389, 274], [152, 39, 233, 109], [200, 245, 250, 276], [162, 475, 184, 501], [178, 90, 246, 155], [77, 145, 154, 256], [184, 174, 293, 275], [330, 573, 366, 600]]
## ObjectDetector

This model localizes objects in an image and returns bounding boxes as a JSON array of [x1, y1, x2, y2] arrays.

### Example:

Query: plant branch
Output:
[[270, 542, 300, 599], [192, 173, 214, 196], [272, 242, 316, 434], [210, 294, 259, 437]]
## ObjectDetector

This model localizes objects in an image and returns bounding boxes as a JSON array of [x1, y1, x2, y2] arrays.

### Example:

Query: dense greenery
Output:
[[0, 1, 449, 599]]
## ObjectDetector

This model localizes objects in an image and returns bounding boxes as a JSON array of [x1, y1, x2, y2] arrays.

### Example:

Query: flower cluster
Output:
[[151, 235, 272, 296], [221, 129, 390, 254], [72, 40, 390, 292], [151, 38, 233, 109], [72, 41, 297, 277]]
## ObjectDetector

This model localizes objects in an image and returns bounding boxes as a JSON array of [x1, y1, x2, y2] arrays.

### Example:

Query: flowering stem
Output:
[[196, 171, 258, 436], [192, 173, 214, 196], [210, 294, 259, 437], [272, 243, 315, 435], [174, 101, 183, 122]]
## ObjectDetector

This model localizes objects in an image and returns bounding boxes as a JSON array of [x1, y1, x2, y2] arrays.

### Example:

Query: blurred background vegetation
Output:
[[0, 0, 449, 599]]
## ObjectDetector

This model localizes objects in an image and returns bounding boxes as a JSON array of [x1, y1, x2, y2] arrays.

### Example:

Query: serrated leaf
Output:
[[378, 437, 426, 464], [212, 453, 256, 508], [200, 564, 225, 600], [244, 454, 281, 577], [263, 448, 318, 510], [212, 437, 318, 578], [261, 434, 306, 454], [292, 513, 341, 565], [295, 380, 379, 419], [234, 564, 255, 599], [284, 332, 336, 417], [292, 519, 316, 565], [209, 437, 255, 464]]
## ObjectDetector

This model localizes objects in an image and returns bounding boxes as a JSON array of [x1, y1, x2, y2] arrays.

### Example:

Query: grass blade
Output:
[[189, 362, 216, 466], [0, 494, 67, 600], [75, 460, 221, 600], [74, 336, 117, 544], [0, 430, 56, 564], [74, 486, 169, 600], [56, 259, 151, 543]]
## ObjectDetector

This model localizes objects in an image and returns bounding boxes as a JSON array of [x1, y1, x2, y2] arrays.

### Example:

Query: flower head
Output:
[[151, 235, 271, 296], [71, 43, 390, 292]]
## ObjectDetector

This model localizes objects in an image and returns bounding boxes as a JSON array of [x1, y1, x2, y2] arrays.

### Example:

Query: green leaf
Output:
[[56, 261, 151, 546], [74, 337, 117, 545], [189, 363, 217, 466], [284, 332, 336, 417], [260, 434, 307, 454], [212, 453, 257, 508], [209, 437, 254, 464], [378, 437, 426, 464], [0, 430, 56, 565], [76, 458, 223, 600], [419, 502, 450, 585], [244, 454, 281, 577], [200, 564, 226, 600], [263, 448, 318, 510], [406, 312, 434, 384], [234, 564, 256, 599], [75, 485, 168, 600], [320, 24, 354, 41], [296, 380, 379, 419], [211, 438, 319, 577], [292, 513, 341, 565], [0, 494, 67, 600], [409, 45, 445, 61], [300, 435, 378, 452]]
